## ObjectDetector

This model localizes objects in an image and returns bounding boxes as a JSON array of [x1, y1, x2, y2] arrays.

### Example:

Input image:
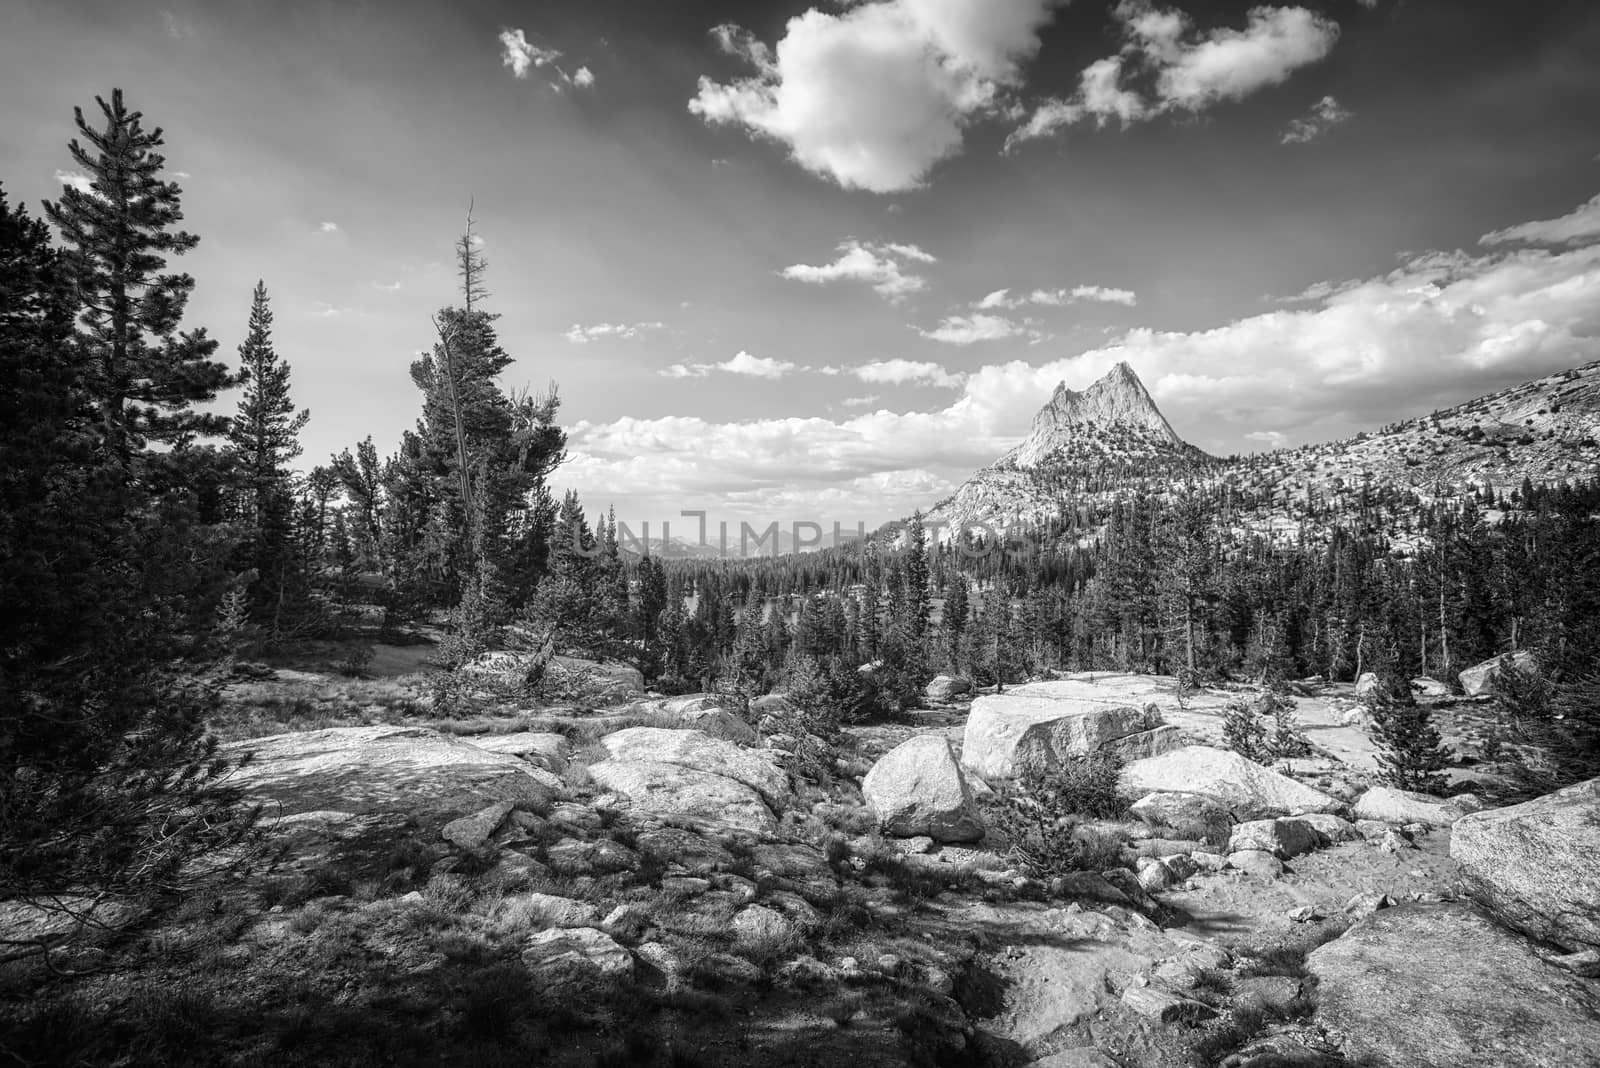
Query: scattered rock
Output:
[[633, 941, 684, 989], [1136, 856, 1175, 893], [1286, 905, 1321, 923], [1353, 786, 1481, 827], [1049, 871, 1135, 906], [1121, 746, 1340, 820], [547, 802, 602, 832], [1232, 974, 1302, 1012], [1307, 902, 1600, 1068], [546, 655, 646, 701], [1378, 829, 1415, 854], [521, 927, 633, 987], [1458, 651, 1537, 698], [1189, 850, 1228, 872], [1160, 853, 1198, 882], [441, 800, 515, 850], [1353, 818, 1390, 842], [598, 728, 789, 806], [1029, 1049, 1122, 1068], [1227, 818, 1320, 860], [1131, 837, 1206, 859], [1452, 775, 1600, 952], [677, 706, 757, 745], [925, 674, 974, 700], [546, 838, 639, 876], [861, 735, 985, 842], [1354, 672, 1380, 699], [1227, 850, 1284, 880]]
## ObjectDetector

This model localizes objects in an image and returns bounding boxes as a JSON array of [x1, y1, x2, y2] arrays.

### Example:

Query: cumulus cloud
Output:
[[53, 169, 93, 194], [1281, 94, 1352, 144], [318, 221, 339, 233], [1008, 1, 1339, 148], [853, 359, 965, 387], [780, 240, 936, 300], [918, 313, 1038, 345], [573, 66, 595, 89], [689, 0, 1065, 192], [662, 350, 797, 380], [565, 321, 664, 344], [1480, 193, 1600, 247], [565, 191, 1600, 526], [977, 285, 1137, 309]]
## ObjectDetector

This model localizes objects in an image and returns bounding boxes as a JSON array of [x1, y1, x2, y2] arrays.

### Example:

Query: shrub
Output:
[[981, 758, 1130, 878], [1222, 699, 1268, 762], [1368, 682, 1451, 794]]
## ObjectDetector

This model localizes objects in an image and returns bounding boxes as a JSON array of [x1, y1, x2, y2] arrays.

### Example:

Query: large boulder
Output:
[[862, 735, 984, 843], [227, 725, 561, 824], [548, 655, 646, 701], [1226, 817, 1319, 860], [597, 728, 787, 806], [962, 691, 1179, 780], [1353, 785, 1482, 827], [586, 760, 776, 832], [1307, 902, 1600, 1067], [1354, 672, 1381, 699], [1458, 650, 1537, 698], [521, 927, 633, 989], [1452, 776, 1600, 952], [925, 674, 974, 701], [1119, 746, 1341, 820]]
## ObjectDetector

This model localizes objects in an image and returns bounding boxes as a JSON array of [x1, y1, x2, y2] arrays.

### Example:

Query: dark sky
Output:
[[3, 0, 1598, 526]]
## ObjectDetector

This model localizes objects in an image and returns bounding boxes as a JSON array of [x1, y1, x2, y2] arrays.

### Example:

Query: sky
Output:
[[3, 0, 1599, 534]]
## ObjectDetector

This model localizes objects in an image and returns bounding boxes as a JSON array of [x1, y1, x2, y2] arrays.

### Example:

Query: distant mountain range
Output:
[[926, 359, 1600, 540]]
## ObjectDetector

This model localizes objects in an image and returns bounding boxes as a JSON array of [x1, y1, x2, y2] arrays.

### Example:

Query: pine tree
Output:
[[902, 510, 931, 639], [1368, 671, 1451, 793], [942, 572, 969, 670], [228, 280, 310, 631], [43, 89, 234, 474], [1, 182, 256, 917]]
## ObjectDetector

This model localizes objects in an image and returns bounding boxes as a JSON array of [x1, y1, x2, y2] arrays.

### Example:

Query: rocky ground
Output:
[[2, 649, 1596, 1067]]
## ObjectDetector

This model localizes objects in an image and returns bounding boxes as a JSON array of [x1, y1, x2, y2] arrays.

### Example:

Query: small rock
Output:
[[1287, 904, 1321, 923], [601, 904, 650, 940], [1344, 892, 1393, 920], [1299, 812, 1358, 846], [441, 800, 515, 850], [1232, 975, 1303, 1012], [660, 875, 711, 896], [520, 927, 632, 986], [1379, 829, 1415, 854], [503, 892, 600, 929], [1136, 856, 1175, 893], [1161, 854, 1199, 882], [1552, 949, 1600, 978], [732, 904, 795, 946], [1227, 850, 1284, 880], [1121, 985, 1215, 1022], [548, 802, 603, 832], [634, 941, 683, 989], [1354, 819, 1391, 842], [1189, 850, 1228, 872]]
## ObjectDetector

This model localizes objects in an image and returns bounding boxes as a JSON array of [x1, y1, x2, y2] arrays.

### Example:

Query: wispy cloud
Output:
[[565, 321, 665, 344], [53, 169, 93, 194], [918, 313, 1039, 345], [780, 239, 936, 300], [841, 394, 882, 408], [980, 285, 1138, 308], [499, 27, 594, 90], [1480, 193, 1600, 247], [1281, 94, 1352, 144], [318, 221, 339, 233]]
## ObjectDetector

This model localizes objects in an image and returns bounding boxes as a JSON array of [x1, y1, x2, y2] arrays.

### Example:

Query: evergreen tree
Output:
[[43, 89, 234, 475], [942, 572, 969, 670], [902, 511, 931, 639], [228, 280, 311, 632], [1368, 670, 1451, 793]]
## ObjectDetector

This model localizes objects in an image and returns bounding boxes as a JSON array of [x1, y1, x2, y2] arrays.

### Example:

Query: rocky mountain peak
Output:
[[1002, 361, 1187, 468]]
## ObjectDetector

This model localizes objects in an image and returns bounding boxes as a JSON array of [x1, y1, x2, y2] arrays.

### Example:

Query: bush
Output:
[[1222, 699, 1268, 762], [981, 756, 1129, 878], [1368, 685, 1451, 794]]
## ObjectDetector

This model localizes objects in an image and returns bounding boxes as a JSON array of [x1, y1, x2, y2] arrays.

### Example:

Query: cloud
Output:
[[565, 321, 665, 344], [161, 11, 195, 40], [172, 170, 191, 179], [842, 394, 883, 408], [1008, 2, 1339, 147], [1281, 94, 1352, 144], [372, 281, 402, 292], [564, 191, 1600, 526], [1480, 193, 1600, 247], [499, 27, 561, 79], [53, 169, 93, 194], [573, 66, 595, 89], [689, 0, 1065, 192], [1246, 430, 1287, 447], [661, 350, 797, 380], [318, 221, 339, 233], [853, 359, 965, 387], [780, 240, 936, 299], [918, 313, 1037, 345], [976, 285, 1137, 309]]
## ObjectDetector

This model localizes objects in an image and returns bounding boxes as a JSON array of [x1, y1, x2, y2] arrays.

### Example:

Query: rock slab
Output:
[[1307, 902, 1600, 1068], [1119, 746, 1340, 820], [1452, 776, 1600, 952]]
